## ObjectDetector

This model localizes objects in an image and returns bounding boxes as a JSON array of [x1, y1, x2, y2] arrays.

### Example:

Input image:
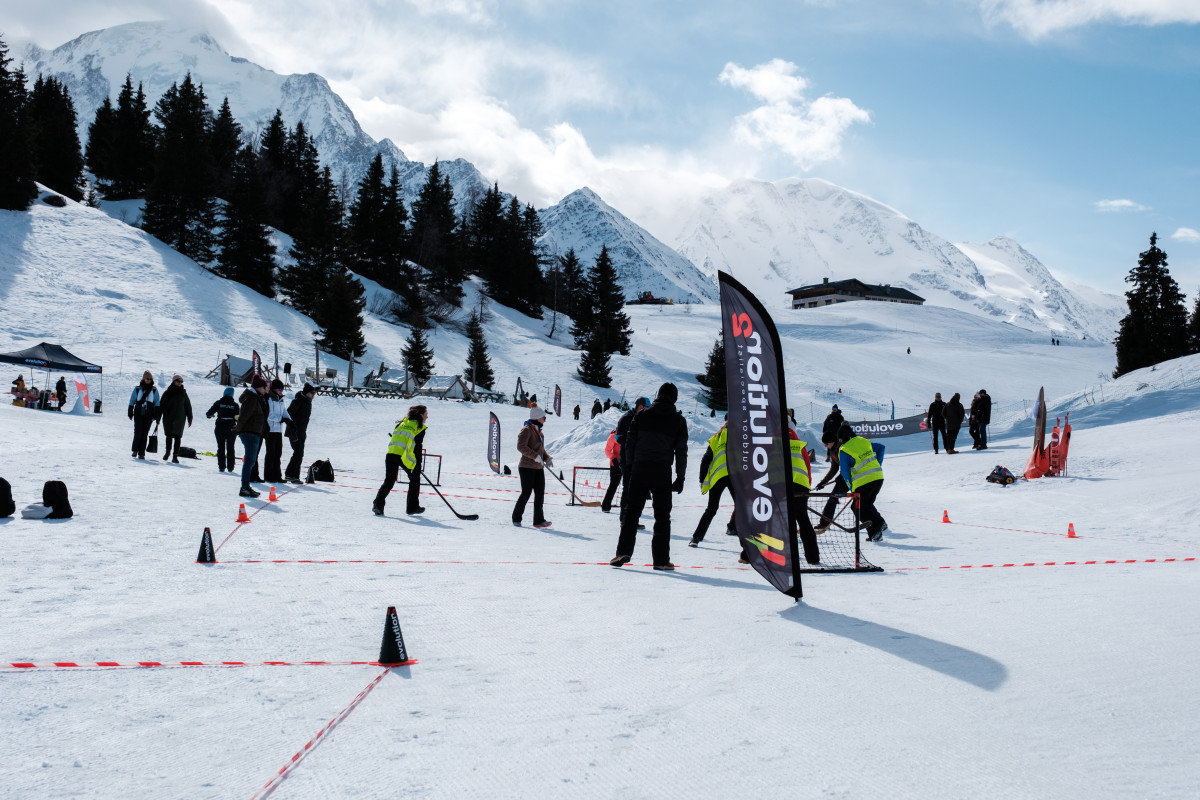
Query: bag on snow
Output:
[[147, 424, 159, 454], [0, 477, 14, 517], [42, 480, 73, 518], [306, 459, 335, 484], [176, 446, 199, 459], [985, 465, 1016, 486]]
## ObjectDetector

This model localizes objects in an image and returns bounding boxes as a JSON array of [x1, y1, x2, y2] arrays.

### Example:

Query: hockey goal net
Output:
[[802, 491, 881, 573], [569, 466, 618, 506]]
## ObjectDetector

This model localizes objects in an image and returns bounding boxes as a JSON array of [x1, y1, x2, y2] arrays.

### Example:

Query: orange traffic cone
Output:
[[584, 479, 589, 486], [268, 486, 278, 502], [942, 510, 951, 523], [1067, 523, 1076, 538], [597, 482, 603, 490], [236, 503, 251, 523]]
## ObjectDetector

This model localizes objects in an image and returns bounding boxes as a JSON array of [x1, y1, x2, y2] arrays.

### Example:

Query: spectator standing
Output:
[[55, 377, 67, 411], [943, 392, 965, 454], [235, 377, 268, 497], [263, 379, 292, 483], [925, 392, 947, 454], [975, 389, 992, 450], [821, 405, 844, 461], [610, 383, 688, 571], [968, 392, 981, 449], [205, 387, 239, 472], [607, 396, 648, 521], [158, 374, 193, 463], [572, 404, 580, 420], [127, 371, 160, 459], [284, 383, 316, 483], [373, 404, 428, 516], [513, 406, 553, 528], [591, 399, 603, 419]]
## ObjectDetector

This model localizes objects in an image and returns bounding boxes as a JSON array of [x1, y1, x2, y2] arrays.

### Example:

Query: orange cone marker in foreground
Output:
[[1068, 523, 1076, 538], [236, 503, 251, 523], [942, 510, 951, 523], [268, 486, 278, 502]]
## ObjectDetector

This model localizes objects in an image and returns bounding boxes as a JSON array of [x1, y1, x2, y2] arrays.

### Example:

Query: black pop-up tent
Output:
[[0, 342, 103, 411]]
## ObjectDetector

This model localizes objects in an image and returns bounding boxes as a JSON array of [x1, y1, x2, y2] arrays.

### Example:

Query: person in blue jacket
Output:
[[127, 370, 160, 459], [837, 423, 888, 542]]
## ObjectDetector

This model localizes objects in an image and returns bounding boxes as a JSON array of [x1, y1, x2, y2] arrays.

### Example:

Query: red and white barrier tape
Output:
[[249, 667, 391, 800], [216, 484, 304, 554], [2, 660, 392, 671]]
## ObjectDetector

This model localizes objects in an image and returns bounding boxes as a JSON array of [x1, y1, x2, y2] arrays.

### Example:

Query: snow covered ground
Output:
[[3, 193, 1199, 798]]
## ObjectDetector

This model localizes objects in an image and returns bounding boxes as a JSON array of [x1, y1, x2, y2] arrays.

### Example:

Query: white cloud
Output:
[[982, 0, 1200, 39], [719, 60, 870, 171], [1094, 198, 1149, 212], [1172, 227, 1200, 243]]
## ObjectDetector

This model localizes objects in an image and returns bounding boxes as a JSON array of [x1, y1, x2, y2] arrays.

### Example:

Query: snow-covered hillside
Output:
[[539, 188, 716, 303]]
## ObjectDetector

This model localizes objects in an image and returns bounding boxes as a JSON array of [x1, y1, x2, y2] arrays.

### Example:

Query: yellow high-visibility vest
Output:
[[790, 437, 811, 490], [700, 428, 729, 494], [840, 435, 883, 491], [387, 419, 427, 470]]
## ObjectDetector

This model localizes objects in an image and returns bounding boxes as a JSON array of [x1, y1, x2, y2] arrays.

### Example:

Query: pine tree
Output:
[[257, 109, 291, 231], [558, 248, 587, 319], [142, 74, 217, 262], [1113, 233, 1190, 378], [346, 153, 390, 284], [577, 325, 612, 388], [28, 74, 86, 201], [215, 144, 276, 296], [1188, 289, 1200, 355], [0, 37, 37, 210], [280, 165, 343, 318], [317, 269, 367, 362], [85, 96, 117, 187], [470, 183, 506, 295], [696, 336, 727, 410], [585, 244, 633, 355], [210, 97, 243, 199], [105, 75, 155, 200], [464, 309, 495, 390], [402, 324, 435, 387], [409, 160, 464, 305]]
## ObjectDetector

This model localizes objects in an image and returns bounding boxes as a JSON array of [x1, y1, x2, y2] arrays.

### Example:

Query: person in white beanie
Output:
[[513, 406, 553, 528]]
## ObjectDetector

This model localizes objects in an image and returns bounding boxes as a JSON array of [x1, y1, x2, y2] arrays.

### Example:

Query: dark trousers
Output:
[[163, 435, 181, 460], [616, 463, 673, 565], [285, 434, 306, 480], [374, 453, 422, 512], [857, 479, 886, 535], [792, 486, 820, 565], [969, 419, 980, 448], [239, 433, 261, 491], [131, 414, 154, 456], [693, 476, 735, 542], [977, 423, 988, 449], [215, 422, 236, 471], [601, 463, 622, 512], [945, 424, 961, 452], [930, 424, 946, 452], [819, 475, 849, 527], [264, 432, 284, 483], [513, 467, 546, 524]]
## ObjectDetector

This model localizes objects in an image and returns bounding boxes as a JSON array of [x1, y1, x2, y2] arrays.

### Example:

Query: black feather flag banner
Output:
[[488, 412, 501, 474]]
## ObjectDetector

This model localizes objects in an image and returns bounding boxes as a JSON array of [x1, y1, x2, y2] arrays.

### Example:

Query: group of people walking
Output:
[[127, 371, 316, 498], [924, 389, 991, 453]]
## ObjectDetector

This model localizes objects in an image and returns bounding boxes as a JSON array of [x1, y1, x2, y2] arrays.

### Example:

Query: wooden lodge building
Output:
[[786, 278, 926, 310]]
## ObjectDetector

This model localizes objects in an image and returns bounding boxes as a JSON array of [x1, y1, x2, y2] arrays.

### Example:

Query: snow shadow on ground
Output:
[[780, 605, 1008, 690]]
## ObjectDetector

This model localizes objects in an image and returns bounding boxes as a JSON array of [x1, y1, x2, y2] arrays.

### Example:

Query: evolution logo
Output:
[[847, 413, 927, 439]]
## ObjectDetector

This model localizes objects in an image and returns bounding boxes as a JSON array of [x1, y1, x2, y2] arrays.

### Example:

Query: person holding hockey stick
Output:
[[837, 423, 887, 542], [689, 419, 736, 547], [373, 405, 428, 516], [513, 405, 553, 528]]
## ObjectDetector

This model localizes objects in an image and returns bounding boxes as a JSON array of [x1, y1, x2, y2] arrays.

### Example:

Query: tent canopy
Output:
[[0, 342, 102, 373]]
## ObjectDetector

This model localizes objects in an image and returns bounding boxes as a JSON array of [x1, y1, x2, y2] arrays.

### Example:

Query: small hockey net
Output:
[[570, 466, 618, 506], [799, 492, 881, 573], [396, 452, 442, 486]]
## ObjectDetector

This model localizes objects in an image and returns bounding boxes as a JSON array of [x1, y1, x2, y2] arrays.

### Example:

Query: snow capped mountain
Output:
[[539, 188, 716, 303], [20, 21, 408, 187], [671, 177, 1123, 338]]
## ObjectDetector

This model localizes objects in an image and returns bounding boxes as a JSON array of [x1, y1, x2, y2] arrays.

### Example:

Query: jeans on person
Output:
[[239, 433, 262, 490]]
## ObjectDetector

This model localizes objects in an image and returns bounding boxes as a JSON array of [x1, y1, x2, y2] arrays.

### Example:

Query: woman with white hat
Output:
[[513, 406, 553, 528]]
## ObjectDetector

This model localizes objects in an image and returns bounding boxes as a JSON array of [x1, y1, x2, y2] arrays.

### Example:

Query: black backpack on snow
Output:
[[306, 459, 335, 483], [0, 478, 14, 517], [176, 446, 199, 459], [42, 480, 73, 518]]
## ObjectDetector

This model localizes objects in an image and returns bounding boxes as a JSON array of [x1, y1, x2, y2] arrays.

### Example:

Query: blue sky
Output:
[[9, 0, 1200, 296]]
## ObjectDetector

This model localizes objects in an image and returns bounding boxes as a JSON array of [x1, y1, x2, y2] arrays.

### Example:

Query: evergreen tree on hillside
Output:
[[28, 74, 85, 201], [142, 74, 217, 262], [696, 335, 727, 410], [585, 244, 632, 355], [558, 248, 587, 320], [409, 160, 464, 305], [1187, 289, 1200, 356], [470, 183, 507, 294], [85, 96, 117, 186], [402, 323, 435, 387], [383, 165, 415, 303], [210, 97, 243, 200], [464, 309, 494, 390], [1113, 233, 1189, 378], [215, 144, 276, 296], [280, 165, 343, 318], [284, 122, 323, 233], [0, 37, 37, 210], [103, 75, 155, 200], [577, 326, 612, 388], [317, 269, 367, 361], [257, 109, 291, 230]]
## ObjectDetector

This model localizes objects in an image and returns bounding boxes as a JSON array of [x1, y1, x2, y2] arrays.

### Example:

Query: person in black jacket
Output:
[[925, 392, 946, 454], [943, 392, 965, 454], [604, 396, 648, 518], [591, 398, 603, 418], [206, 387, 240, 472], [55, 377, 67, 411], [284, 383, 316, 483], [611, 383, 688, 571], [821, 405, 844, 462], [127, 371, 160, 459], [975, 389, 992, 449]]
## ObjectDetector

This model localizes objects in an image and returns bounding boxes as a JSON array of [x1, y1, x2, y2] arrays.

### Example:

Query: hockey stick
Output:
[[545, 464, 601, 507], [420, 469, 479, 520]]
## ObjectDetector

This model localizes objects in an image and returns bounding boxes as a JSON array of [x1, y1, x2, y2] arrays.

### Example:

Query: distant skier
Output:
[[373, 404, 428, 516], [127, 371, 160, 459], [943, 392, 965, 454], [925, 392, 946, 454], [513, 406, 553, 528], [837, 423, 887, 542], [205, 387, 239, 472], [158, 374, 193, 463]]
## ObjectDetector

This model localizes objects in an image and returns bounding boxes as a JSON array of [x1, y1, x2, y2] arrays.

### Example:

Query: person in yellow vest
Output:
[[689, 421, 737, 547], [837, 423, 887, 541], [373, 404, 428, 516], [787, 421, 821, 564]]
